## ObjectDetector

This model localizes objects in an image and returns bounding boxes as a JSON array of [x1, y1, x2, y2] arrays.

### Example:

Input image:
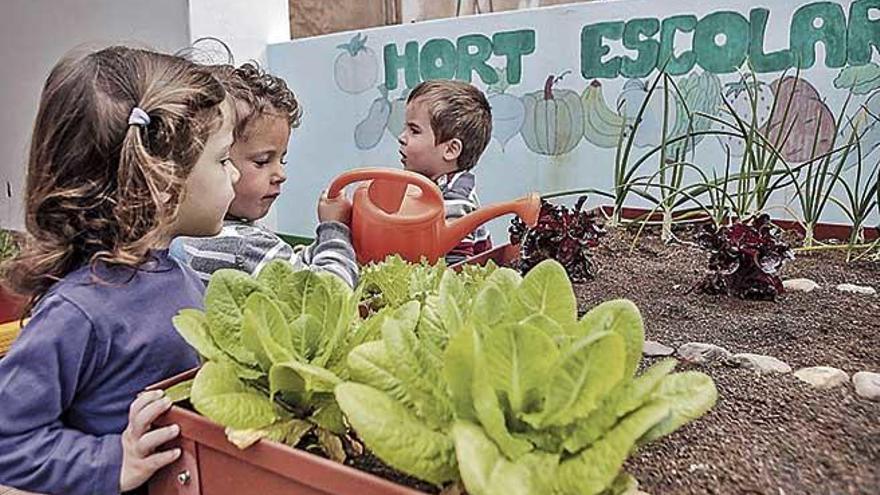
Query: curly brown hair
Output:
[[211, 62, 302, 139], [2, 46, 227, 305]]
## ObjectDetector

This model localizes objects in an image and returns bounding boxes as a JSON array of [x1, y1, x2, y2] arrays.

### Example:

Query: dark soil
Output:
[[301, 430, 441, 494], [576, 227, 880, 495], [341, 437, 440, 494], [577, 228, 880, 371], [343, 226, 879, 494], [625, 366, 879, 495]]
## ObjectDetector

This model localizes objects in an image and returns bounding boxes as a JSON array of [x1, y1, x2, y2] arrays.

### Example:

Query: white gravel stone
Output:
[[852, 371, 880, 401], [643, 340, 674, 357], [782, 278, 820, 292], [835, 283, 876, 295], [793, 366, 849, 389], [731, 353, 792, 373], [677, 342, 732, 364]]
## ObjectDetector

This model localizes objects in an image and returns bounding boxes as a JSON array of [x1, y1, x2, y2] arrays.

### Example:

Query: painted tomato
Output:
[[334, 33, 378, 95]]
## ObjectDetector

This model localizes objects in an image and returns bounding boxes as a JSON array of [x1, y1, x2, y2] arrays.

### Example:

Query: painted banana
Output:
[[582, 80, 626, 149]]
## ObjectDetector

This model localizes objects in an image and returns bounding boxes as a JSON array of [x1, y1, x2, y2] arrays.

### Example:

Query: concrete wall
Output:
[[190, 0, 290, 63], [0, 0, 190, 230], [401, 0, 595, 23], [290, 0, 399, 39]]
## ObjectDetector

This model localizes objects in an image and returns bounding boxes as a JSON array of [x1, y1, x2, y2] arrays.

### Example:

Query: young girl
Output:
[[0, 46, 239, 494], [173, 63, 359, 287]]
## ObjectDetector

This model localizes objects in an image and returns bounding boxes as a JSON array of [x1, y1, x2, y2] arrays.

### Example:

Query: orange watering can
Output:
[[327, 168, 540, 264]]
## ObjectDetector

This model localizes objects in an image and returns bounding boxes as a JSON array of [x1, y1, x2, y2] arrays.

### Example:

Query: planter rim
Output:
[[147, 368, 429, 495]]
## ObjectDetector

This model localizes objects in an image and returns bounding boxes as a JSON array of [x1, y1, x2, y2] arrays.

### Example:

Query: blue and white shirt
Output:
[[175, 219, 358, 288], [437, 170, 492, 264]]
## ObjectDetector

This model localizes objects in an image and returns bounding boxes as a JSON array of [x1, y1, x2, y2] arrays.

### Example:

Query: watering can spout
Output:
[[440, 193, 541, 256]]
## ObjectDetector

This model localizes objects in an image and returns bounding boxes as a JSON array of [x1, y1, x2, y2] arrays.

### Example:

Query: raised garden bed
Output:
[[457, 226, 879, 494], [586, 229, 878, 494], [142, 209, 877, 495]]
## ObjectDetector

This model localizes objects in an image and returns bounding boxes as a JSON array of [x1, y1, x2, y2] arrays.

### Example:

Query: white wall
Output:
[[0, 0, 190, 231], [0, 0, 291, 231], [189, 0, 290, 65], [268, 0, 878, 241]]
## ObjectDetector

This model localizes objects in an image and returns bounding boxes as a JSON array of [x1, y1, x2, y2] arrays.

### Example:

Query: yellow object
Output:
[[0, 319, 25, 357]]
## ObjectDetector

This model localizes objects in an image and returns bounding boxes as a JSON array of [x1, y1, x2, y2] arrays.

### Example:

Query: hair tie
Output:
[[128, 107, 151, 127]]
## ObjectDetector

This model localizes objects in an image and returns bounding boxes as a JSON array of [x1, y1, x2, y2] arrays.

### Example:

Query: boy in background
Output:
[[396, 80, 493, 264]]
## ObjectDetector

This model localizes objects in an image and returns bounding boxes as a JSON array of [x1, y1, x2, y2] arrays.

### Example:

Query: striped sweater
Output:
[[173, 220, 359, 288], [437, 170, 492, 264]]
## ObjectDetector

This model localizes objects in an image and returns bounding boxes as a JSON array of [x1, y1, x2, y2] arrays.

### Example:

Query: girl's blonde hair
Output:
[[3, 46, 227, 305]]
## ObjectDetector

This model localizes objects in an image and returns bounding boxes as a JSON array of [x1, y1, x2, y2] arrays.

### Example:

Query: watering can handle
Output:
[[326, 167, 444, 204]]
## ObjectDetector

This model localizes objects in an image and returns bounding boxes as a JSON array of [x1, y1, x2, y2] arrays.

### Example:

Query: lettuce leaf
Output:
[[191, 362, 278, 430], [335, 382, 458, 485]]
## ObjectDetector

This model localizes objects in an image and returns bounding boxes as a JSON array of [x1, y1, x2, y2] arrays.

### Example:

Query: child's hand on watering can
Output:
[[318, 190, 352, 226]]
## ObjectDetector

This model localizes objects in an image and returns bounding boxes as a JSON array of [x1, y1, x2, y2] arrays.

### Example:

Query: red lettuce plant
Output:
[[696, 214, 794, 300], [509, 196, 605, 283]]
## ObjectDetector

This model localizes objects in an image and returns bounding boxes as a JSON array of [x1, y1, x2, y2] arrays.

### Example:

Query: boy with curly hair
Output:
[[175, 63, 358, 286]]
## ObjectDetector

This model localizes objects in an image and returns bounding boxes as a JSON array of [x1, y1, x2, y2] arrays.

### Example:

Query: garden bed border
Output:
[[146, 369, 427, 495]]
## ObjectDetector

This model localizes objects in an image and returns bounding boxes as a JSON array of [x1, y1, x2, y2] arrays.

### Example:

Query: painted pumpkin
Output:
[[617, 78, 680, 149], [521, 74, 584, 156], [669, 71, 723, 155]]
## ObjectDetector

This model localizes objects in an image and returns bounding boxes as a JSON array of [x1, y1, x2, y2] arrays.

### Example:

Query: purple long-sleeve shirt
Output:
[[0, 250, 202, 495]]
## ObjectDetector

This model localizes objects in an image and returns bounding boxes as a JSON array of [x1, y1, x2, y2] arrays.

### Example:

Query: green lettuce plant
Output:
[[359, 254, 497, 311], [171, 260, 380, 458], [0, 229, 19, 263], [359, 255, 449, 310], [336, 260, 717, 494]]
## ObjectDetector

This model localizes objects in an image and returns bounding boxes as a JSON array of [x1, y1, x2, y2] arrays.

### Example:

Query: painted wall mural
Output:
[[268, 0, 880, 240], [487, 67, 525, 151]]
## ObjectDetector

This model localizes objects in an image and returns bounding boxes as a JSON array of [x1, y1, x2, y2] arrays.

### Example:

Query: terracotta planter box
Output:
[[146, 369, 428, 495], [450, 242, 519, 270], [0, 285, 27, 325]]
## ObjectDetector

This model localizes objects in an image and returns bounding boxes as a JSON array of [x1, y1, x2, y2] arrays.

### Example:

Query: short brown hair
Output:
[[211, 62, 302, 139], [3, 46, 227, 302], [407, 80, 492, 170]]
